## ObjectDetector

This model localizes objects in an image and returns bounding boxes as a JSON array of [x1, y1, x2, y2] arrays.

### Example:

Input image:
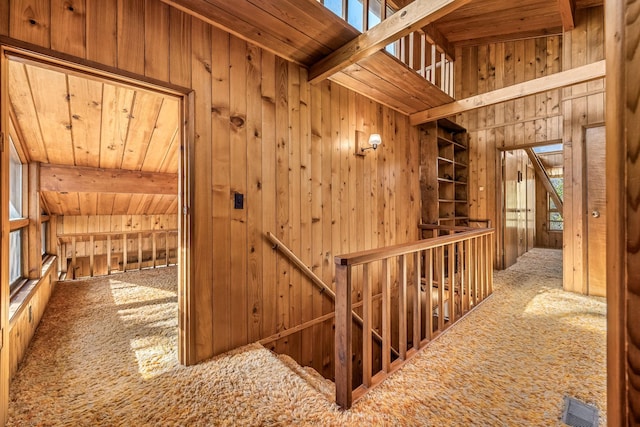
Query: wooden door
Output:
[[585, 126, 606, 296], [503, 151, 518, 268]]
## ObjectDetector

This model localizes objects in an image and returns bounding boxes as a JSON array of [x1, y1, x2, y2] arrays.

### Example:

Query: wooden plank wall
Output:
[[456, 6, 604, 278], [1, 0, 421, 373], [8, 260, 56, 379], [561, 6, 605, 294]]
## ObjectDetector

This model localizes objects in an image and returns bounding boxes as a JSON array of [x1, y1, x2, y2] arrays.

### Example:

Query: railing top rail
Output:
[[335, 227, 494, 267], [418, 223, 475, 232], [57, 229, 178, 242]]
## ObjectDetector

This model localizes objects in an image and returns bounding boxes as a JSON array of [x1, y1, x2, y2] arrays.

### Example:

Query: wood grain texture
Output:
[[3, 0, 423, 376], [604, 0, 625, 423], [50, 0, 85, 57], [86, 0, 117, 66], [623, 0, 640, 421]]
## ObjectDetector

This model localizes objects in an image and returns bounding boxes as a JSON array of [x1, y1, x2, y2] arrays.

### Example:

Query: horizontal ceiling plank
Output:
[[309, 0, 473, 83], [162, 0, 323, 65], [40, 163, 178, 195], [410, 60, 605, 125]]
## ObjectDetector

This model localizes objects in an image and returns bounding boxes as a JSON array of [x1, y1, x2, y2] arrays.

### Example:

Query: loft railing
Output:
[[334, 224, 494, 409], [57, 229, 178, 279], [318, 0, 455, 97]]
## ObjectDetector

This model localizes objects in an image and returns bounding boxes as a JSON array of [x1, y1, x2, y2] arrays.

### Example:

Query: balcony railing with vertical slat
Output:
[[334, 225, 494, 409], [318, 0, 455, 98]]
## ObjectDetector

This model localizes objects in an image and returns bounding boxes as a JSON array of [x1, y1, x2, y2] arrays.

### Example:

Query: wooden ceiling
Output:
[[164, 0, 602, 115], [9, 60, 180, 217]]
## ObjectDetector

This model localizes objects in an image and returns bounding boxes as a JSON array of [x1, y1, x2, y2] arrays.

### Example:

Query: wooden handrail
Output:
[[266, 231, 400, 357], [336, 227, 493, 266], [335, 225, 495, 409]]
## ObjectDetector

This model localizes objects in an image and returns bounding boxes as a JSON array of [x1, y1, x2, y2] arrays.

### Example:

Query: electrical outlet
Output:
[[234, 193, 244, 209]]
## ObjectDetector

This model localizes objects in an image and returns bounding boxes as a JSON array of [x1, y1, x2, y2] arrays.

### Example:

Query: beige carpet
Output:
[[8, 248, 606, 426]]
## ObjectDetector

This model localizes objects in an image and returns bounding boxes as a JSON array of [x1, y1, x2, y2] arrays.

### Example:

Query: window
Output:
[[9, 137, 23, 220], [548, 176, 563, 231], [9, 136, 26, 293], [42, 221, 48, 256], [9, 231, 22, 286]]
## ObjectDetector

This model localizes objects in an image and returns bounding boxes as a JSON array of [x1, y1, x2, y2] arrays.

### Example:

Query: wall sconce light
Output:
[[356, 131, 382, 156]]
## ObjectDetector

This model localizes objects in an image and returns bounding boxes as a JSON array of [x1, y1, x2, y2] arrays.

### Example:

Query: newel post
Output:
[[334, 263, 352, 409]]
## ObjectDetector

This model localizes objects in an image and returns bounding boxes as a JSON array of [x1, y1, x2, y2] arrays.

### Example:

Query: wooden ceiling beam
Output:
[[557, 0, 576, 30], [410, 60, 605, 125], [40, 164, 177, 195], [309, 0, 472, 83]]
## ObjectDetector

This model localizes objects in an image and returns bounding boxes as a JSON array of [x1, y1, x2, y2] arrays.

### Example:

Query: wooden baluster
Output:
[[335, 264, 352, 409], [472, 237, 478, 304], [448, 242, 455, 324], [479, 235, 485, 300], [438, 245, 445, 332], [138, 232, 143, 270], [152, 232, 157, 268], [89, 235, 95, 277], [426, 248, 433, 340], [123, 233, 128, 272], [363, 0, 369, 31], [413, 251, 422, 350], [71, 236, 77, 279], [408, 32, 415, 69], [440, 52, 446, 92], [420, 32, 426, 78], [449, 59, 455, 97], [107, 235, 112, 275], [381, 258, 391, 373], [457, 240, 464, 316], [165, 231, 169, 265], [430, 44, 436, 84], [399, 254, 407, 359], [489, 233, 494, 294], [381, 0, 387, 20], [465, 238, 471, 311], [362, 263, 372, 387]]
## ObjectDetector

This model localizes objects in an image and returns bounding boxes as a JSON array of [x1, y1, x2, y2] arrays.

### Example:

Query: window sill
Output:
[[9, 255, 57, 323]]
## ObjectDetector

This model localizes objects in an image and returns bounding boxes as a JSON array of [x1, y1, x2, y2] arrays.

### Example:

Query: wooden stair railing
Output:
[[58, 229, 178, 279], [334, 225, 494, 409], [265, 232, 400, 358]]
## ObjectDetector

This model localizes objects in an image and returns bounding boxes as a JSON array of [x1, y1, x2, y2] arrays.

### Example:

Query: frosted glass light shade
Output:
[[368, 133, 382, 149]]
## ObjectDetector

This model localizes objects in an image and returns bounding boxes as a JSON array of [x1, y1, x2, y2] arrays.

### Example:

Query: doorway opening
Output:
[[0, 45, 194, 410], [499, 142, 564, 270]]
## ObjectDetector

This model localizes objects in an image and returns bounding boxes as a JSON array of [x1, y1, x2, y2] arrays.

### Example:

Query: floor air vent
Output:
[[562, 396, 599, 427]]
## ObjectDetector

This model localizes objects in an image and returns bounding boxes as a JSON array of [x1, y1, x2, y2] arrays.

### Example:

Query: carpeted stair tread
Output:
[[276, 353, 335, 400]]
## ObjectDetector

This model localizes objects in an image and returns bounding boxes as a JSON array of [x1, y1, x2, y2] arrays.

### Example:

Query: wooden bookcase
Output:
[[419, 118, 469, 230]]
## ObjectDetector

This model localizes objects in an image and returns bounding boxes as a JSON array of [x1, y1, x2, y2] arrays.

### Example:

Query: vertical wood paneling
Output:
[[50, 0, 85, 57], [459, 6, 603, 277], [10, 0, 51, 47], [168, 8, 191, 87], [274, 56, 290, 355], [287, 61, 301, 362], [260, 50, 277, 341], [144, 0, 170, 82], [190, 17, 213, 359], [210, 26, 231, 356], [85, 0, 116, 66], [3, 0, 424, 376], [246, 42, 263, 343], [117, 0, 145, 74], [229, 36, 248, 349], [0, 0, 9, 36]]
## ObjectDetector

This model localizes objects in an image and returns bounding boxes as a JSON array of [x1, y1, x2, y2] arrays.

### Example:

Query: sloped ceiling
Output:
[[9, 60, 180, 216]]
